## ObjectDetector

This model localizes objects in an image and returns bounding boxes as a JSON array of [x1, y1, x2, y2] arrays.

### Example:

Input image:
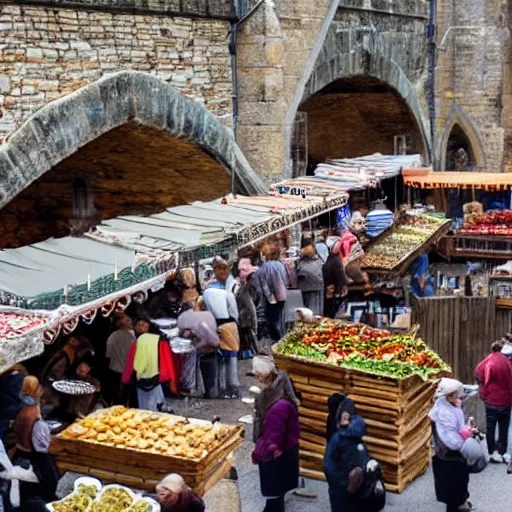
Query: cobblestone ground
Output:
[[6, 361, 511, 512]]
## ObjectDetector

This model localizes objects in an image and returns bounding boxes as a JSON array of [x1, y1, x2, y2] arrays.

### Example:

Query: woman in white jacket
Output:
[[429, 378, 473, 512]]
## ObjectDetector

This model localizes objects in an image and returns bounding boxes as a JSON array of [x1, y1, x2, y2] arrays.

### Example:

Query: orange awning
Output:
[[402, 169, 512, 190]]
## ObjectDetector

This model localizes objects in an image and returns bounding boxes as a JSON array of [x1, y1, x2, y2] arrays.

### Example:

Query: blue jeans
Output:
[[485, 405, 511, 455]]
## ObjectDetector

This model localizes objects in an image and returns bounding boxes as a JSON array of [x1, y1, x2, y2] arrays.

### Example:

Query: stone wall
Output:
[[0, 4, 233, 142], [435, 0, 509, 172], [10, 0, 234, 19]]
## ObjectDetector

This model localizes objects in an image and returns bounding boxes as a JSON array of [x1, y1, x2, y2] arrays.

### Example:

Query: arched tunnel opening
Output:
[[0, 122, 233, 249], [297, 76, 427, 174]]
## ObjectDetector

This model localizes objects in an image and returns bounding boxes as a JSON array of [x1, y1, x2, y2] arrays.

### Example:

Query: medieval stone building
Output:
[[0, 0, 510, 249]]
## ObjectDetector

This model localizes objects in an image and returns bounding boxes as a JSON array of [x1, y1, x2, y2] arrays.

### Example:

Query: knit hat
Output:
[[435, 377, 463, 398], [501, 343, 512, 356], [156, 473, 186, 494]]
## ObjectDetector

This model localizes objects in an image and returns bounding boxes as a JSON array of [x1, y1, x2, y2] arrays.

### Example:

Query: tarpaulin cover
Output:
[[0, 237, 135, 298]]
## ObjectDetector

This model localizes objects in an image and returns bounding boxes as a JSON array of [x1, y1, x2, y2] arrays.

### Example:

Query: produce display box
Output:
[[50, 407, 244, 495], [272, 320, 449, 493], [362, 218, 452, 275], [273, 351, 437, 493]]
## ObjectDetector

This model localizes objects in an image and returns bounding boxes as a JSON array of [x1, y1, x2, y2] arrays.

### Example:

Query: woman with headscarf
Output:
[[203, 257, 241, 398], [429, 378, 473, 512], [236, 256, 262, 359], [323, 396, 370, 512], [333, 211, 370, 287], [296, 243, 324, 317], [11, 376, 59, 508], [154, 473, 205, 512], [252, 357, 299, 512]]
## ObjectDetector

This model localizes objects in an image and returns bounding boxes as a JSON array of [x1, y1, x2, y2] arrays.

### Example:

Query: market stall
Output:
[[49, 406, 244, 495], [361, 212, 452, 275], [403, 169, 512, 261], [272, 319, 450, 493]]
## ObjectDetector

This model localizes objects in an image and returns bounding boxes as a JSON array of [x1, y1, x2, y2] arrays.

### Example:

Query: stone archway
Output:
[[436, 104, 486, 171], [299, 51, 431, 162], [0, 71, 269, 248], [299, 75, 427, 168], [0, 71, 266, 211]]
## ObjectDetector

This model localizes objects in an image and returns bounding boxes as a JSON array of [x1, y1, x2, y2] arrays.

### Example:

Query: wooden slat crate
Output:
[[50, 413, 244, 494], [274, 352, 439, 493]]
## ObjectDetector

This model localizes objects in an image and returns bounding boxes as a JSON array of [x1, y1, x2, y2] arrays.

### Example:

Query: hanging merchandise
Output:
[[336, 204, 351, 232]]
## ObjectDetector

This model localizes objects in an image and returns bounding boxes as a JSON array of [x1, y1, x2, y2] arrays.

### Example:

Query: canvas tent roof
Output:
[[0, 192, 347, 310], [402, 169, 512, 190]]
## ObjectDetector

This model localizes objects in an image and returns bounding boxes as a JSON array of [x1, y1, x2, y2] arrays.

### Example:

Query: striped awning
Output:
[[403, 170, 512, 190]]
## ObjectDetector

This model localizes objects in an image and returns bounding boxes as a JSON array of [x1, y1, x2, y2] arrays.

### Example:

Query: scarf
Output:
[[160, 488, 205, 512], [133, 334, 160, 380], [253, 371, 298, 442]]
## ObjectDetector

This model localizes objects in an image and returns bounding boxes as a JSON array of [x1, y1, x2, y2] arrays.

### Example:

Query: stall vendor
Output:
[[60, 354, 101, 420], [40, 336, 93, 408], [333, 212, 370, 287], [409, 253, 434, 297]]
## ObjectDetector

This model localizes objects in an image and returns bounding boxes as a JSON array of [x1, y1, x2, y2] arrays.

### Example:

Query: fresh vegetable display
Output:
[[362, 214, 448, 270], [276, 320, 451, 379], [460, 210, 512, 236]]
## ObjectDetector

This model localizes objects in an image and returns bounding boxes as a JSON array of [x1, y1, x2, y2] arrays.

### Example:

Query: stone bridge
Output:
[[0, 0, 509, 248]]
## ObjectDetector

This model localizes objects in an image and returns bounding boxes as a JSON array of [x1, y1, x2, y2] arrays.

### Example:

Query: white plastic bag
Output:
[[461, 436, 488, 474]]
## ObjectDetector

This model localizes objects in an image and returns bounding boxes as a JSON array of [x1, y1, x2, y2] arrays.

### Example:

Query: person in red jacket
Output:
[[475, 341, 512, 463]]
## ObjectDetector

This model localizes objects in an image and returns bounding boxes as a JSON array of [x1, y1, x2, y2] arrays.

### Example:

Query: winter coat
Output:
[[428, 396, 465, 453], [324, 415, 369, 491], [323, 254, 348, 298], [475, 352, 512, 408], [296, 257, 324, 292]]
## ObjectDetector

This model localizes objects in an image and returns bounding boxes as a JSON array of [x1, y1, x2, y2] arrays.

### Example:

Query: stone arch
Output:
[[300, 51, 431, 161], [436, 103, 486, 171], [0, 71, 266, 210]]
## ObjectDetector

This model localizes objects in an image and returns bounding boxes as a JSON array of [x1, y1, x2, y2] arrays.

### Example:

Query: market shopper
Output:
[[11, 376, 59, 507], [409, 252, 434, 297], [258, 244, 289, 342], [203, 257, 241, 398], [0, 364, 27, 439], [105, 313, 135, 404], [122, 332, 177, 411], [324, 396, 379, 512], [429, 378, 473, 512], [475, 341, 512, 463], [252, 357, 299, 512], [296, 243, 324, 317], [236, 256, 262, 358], [0, 439, 48, 512], [177, 299, 220, 398], [323, 245, 348, 318], [154, 473, 205, 512]]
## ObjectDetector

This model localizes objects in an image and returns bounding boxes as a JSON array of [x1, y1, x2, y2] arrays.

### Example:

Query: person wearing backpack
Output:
[[323, 395, 385, 512]]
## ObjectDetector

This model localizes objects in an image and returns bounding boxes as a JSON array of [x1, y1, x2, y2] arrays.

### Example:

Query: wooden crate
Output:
[[274, 352, 439, 493], [50, 414, 244, 494]]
